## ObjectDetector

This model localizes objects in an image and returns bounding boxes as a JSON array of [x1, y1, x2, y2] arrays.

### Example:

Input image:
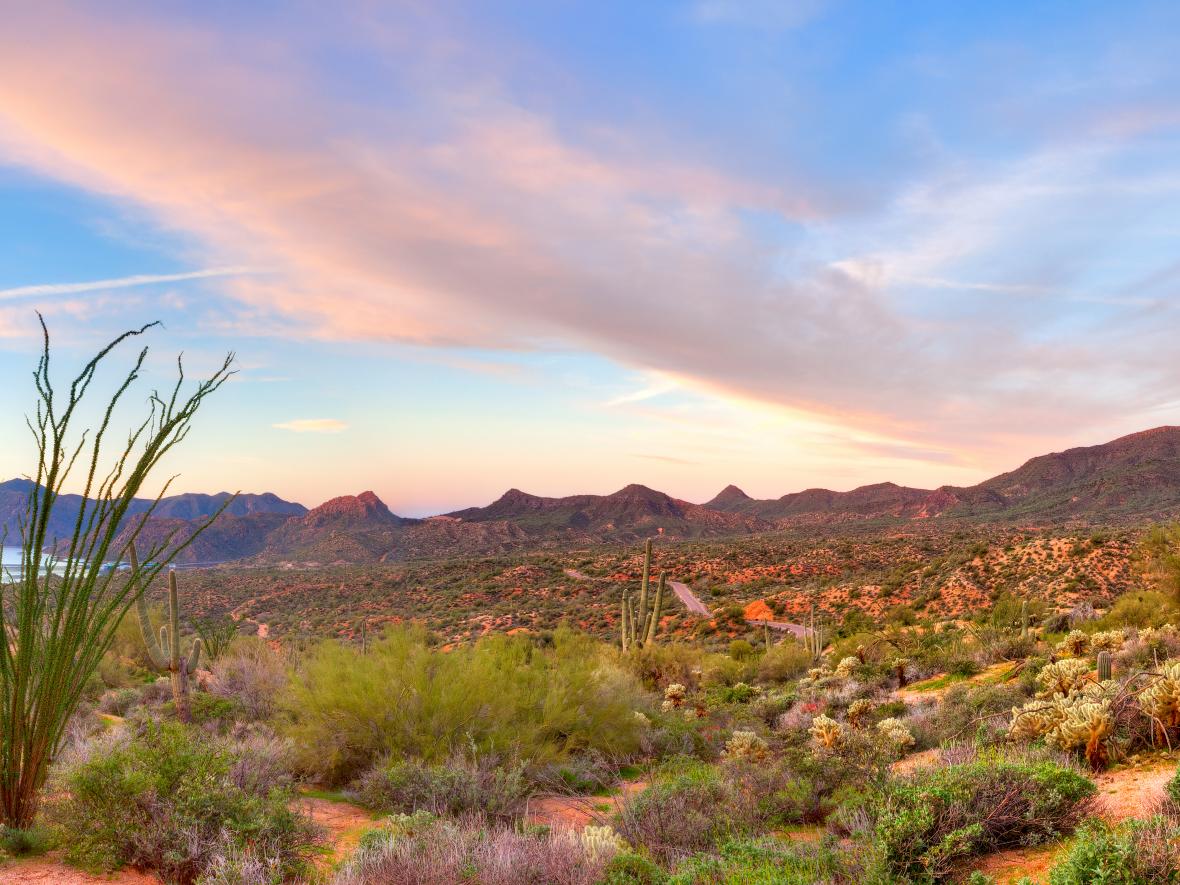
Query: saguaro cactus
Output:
[[805, 602, 825, 663], [620, 539, 665, 650], [1097, 650, 1112, 682], [132, 544, 201, 722], [1021, 600, 1029, 639]]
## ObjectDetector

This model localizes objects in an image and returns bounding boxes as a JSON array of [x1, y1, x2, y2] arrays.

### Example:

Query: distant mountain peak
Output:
[[304, 491, 400, 526], [705, 484, 752, 509]]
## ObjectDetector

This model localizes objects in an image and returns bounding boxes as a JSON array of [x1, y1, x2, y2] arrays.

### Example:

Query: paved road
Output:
[[568, 569, 810, 636], [667, 580, 712, 616]]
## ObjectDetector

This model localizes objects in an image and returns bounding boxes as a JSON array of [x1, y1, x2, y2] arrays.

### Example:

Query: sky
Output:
[[1, 1, 1179, 516]]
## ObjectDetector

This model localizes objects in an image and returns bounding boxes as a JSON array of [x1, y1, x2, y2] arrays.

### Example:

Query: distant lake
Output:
[[0, 545, 84, 582]]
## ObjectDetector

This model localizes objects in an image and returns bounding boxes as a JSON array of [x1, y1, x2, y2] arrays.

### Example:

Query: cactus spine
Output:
[[1097, 650, 1112, 682], [620, 540, 665, 649], [132, 544, 201, 723]]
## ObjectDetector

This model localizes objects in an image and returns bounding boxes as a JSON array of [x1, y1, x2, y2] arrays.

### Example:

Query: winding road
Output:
[[565, 568, 809, 636]]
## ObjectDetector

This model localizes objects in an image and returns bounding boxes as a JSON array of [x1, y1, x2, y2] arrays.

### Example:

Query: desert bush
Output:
[[331, 813, 613, 885], [98, 686, 143, 717], [1046, 817, 1180, 884], [47, 721, 318, 883], [1101, 590, 1180, 629], [868, 750, 1095, 882], [909, 682, 1028, 749], [349, 755, 529, 821], [281, 627, 646, 783], [757, 641, 812, 683], [615, 761, 737, 863], [620, 643, 701, 691], [210, 637, 288, 721]]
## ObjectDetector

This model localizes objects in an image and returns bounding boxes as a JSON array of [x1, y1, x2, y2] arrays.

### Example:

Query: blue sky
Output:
[[0, 1, 1178, 515]]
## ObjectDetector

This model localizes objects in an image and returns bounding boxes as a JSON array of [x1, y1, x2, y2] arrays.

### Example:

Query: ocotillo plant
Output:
[[620, 539, 665, 650], [133, 544, 201, 723], [1097, 650, 1112, 682], [0, 319, 232, 827]]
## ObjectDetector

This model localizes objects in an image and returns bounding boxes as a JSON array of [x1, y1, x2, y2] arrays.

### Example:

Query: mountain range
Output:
[[4, 426, 1180, 564]]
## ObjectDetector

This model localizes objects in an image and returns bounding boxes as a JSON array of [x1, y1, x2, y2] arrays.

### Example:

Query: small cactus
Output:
[[809, 714, 846, 750], [661, 683, 687, 712], [1097, 650, 1112, 682], [1140, 660, 1180, 741], [1036, 658, 1092, 698], [1091, 630, 1125, 652], [724, 729, 770, 762], [132, 544, 200, 723], [877, 717, 915, 753], [1058, 630, 1090, 657], [847, 698, 875, 728]]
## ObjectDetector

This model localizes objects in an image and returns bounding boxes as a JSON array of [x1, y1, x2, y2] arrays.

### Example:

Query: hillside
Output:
[[704, 426, 1180, 525], [7, 426, 1180, 565]]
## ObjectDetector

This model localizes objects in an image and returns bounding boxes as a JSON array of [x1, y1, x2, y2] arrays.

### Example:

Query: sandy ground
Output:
[[0, 859, 160, 884], [526, 780, 647, 831]]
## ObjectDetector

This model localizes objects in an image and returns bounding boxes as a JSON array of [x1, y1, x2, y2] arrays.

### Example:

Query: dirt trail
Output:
[[299, 795, 374, 867], [1092, 755, 1177, 822], [527, 780, 647, 831], [968, 844, 1059, 884], [0, 859, 160, 884]]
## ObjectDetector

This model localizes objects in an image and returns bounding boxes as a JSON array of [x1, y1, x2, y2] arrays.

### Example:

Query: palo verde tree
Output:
[[0, 317, 234, 828]]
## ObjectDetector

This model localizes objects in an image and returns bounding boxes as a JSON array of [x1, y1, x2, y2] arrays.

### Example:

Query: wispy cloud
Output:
[[604, 376, 679, 407], [0, 267, 260, 301], [273, 418, 348, 433], [0, 4, 1178, 465]]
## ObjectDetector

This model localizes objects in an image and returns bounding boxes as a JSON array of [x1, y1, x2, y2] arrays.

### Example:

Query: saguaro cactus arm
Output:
[[644, 571, 666, 645]]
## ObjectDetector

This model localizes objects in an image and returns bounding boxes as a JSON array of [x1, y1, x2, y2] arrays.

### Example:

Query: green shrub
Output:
[[0, 825, 54, 857], [757, 642, 811, 683], [668, 838, 857, 884], [615, 761, 737, 863], [47, 722, 319, 883], [869, 752, 1095, 882], [1047, 817, 1180, 884], [349, 756, 529, 821], [281, 627, 646, 783], [600, 851, 671, 885]]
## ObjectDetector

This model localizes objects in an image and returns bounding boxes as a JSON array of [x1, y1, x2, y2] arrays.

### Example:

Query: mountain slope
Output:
[[703, 427, 1180, 525]]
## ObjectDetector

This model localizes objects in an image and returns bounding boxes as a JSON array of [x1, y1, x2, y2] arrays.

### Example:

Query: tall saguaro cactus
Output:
[[132, 544, 201, 722], [805, 602, 825, 663], [620, 539, 665, 650]]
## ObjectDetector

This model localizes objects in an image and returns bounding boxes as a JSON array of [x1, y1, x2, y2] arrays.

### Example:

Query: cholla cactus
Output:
[[632, 711, 651, 728], [889, 656, 912, 688], [724, 729, 770, 762], [1046, 697, 1116, 770], [577, 825, 628, 862], [847, 698, 875, 728], [799, 666, 830, 688], [661, 683, 686, 712], [1009, 699, 1062, 742], [1090, 630, 1125, 652], [809, 714, 847, 750], [834, 656, 860, 679], [1057, 630, 1091, 656], [1036, 659, 1092, 698], [1140, 661, 1180, 739], [877, 717, 915, 752]]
